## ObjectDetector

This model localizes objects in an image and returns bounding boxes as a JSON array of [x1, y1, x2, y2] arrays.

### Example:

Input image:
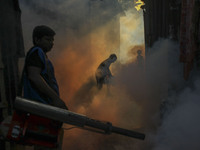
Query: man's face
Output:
[[111, 56, 117, 63], [109, 55, 117, 63], [35, 35, 54, 52]]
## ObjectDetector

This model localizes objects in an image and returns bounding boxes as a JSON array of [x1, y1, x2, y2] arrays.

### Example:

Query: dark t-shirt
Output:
[[26, 50, 44, 69], [24, 47, 59, 95], [23, 47, 59, 104]]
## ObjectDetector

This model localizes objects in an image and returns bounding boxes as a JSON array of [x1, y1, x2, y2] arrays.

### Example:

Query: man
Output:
[[136, 49, 144, 68], [20, 25, 67, 150], [22, 25, 67, 109], [95, 54, 117, 89]]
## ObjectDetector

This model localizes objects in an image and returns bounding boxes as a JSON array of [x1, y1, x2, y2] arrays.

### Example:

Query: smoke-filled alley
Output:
[[1, 0, 200, 150]]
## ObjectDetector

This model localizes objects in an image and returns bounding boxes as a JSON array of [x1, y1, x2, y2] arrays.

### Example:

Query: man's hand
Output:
[[51, 98, 68, 110]]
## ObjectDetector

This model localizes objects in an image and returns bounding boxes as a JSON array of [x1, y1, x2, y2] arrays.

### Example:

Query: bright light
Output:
[[135, 0, 145, 11], [120, 9, 145, 64]]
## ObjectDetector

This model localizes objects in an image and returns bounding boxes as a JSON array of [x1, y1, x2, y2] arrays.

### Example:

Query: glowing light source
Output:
[[135, 0, 145, 11]]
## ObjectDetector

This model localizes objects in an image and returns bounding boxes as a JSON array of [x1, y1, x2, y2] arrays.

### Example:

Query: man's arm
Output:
[[27, 66, 68, 109]]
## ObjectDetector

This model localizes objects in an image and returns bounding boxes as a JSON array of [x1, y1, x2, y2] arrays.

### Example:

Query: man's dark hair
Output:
[[109, 54, 117, 59], [32, 25, 56, 45]]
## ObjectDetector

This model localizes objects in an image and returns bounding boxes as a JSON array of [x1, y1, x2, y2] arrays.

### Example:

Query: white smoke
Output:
[[19, 0, 89, 53], [141, 39, 200, 150], [113, 38, 195, 150], [153, 79, 200, 150]]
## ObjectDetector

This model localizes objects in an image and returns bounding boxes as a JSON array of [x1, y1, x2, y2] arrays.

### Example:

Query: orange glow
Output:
[[52, 7, 145, 150], [54, 21, 119, 109], [135, 0, 145, 11], [62, 86, 143, 149]]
